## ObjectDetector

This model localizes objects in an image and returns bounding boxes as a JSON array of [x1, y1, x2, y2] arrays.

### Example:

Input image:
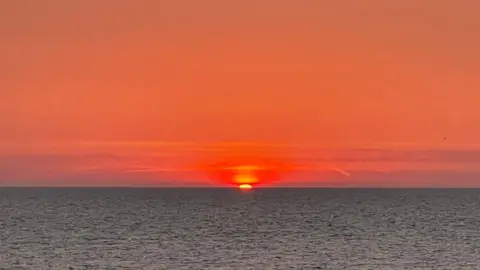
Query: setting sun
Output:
[[238, 184, 253, 190], [233, 173, 259, 185], [198, 154, 293, 187]]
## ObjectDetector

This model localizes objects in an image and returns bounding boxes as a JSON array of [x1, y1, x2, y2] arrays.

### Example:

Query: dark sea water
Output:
[[1, 188, 480, 269]]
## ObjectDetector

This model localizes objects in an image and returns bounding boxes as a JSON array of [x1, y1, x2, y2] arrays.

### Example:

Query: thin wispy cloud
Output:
[[330, 167, 351, 177]]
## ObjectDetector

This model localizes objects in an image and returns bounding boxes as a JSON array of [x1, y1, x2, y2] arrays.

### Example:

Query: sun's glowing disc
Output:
[[196, 149, 295, 187], [238, 184, 253, 190], [234, 173, 259, 185]]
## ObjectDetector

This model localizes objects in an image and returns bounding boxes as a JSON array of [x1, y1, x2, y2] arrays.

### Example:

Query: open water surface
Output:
[[1, 188, 480, 269]]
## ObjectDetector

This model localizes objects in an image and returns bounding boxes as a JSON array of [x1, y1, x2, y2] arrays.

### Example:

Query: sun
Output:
[[238, 184, 253, 190], [198, 155, 293, 188], [233, 173, 259, 185]]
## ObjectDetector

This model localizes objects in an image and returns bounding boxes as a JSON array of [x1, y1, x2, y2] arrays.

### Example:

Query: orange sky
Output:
[[1, 1, 479, 186]]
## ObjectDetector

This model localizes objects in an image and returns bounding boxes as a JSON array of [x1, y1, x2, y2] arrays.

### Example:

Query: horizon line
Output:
[[1, 185, 480, 189]]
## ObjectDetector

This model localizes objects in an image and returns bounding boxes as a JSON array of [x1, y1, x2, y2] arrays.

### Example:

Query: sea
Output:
[[0, 188, 479, 269]]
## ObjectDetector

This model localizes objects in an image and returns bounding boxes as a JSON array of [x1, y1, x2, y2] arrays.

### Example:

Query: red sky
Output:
[[1, 1, 479, 186]]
